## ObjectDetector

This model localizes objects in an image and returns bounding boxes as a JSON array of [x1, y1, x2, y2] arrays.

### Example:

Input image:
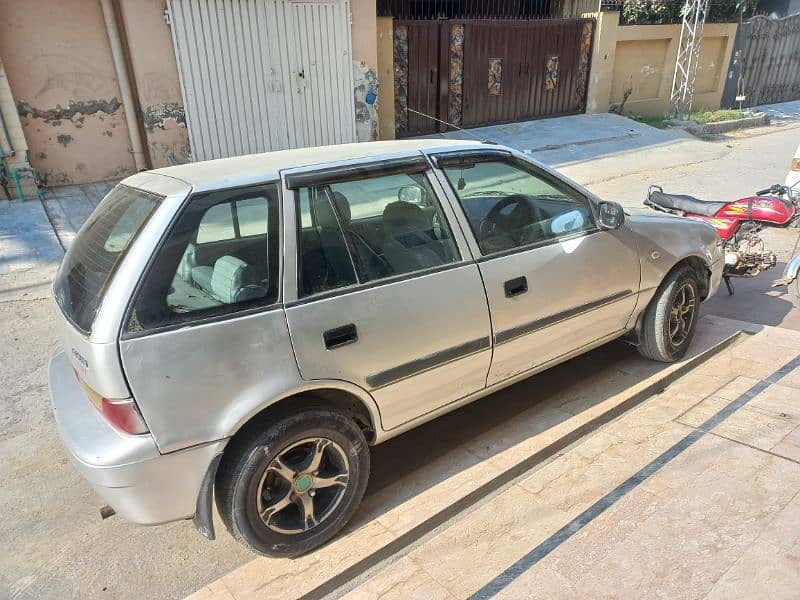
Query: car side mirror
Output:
[[398, 185, 425, 205], [597, 201, 625, 230]]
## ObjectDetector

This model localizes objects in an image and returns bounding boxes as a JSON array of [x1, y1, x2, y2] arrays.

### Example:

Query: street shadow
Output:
[[702, 260, 798, 329], [351, 322, 731, 532], [365, 340, 636, 496], [0, 200, 64, 275]]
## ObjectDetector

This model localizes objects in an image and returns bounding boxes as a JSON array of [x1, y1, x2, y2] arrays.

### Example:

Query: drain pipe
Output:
[[100, 0, 147, 172], [0, 103, 15, 159], [1, 92, 16, 200]]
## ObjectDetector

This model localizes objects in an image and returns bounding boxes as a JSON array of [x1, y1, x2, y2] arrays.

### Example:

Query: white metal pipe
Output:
[[100, 0, 147, 171]]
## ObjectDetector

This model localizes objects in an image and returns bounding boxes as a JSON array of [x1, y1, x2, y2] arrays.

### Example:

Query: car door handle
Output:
[[504, 276, 528, 298], [324, 324, 358, 349]]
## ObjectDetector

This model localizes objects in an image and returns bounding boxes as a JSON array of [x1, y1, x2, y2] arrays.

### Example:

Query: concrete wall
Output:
[[0, 0, 137, 186], [118, 0, 189, 167], [351, 0, 379, 142], [0, 57, 37, 199], [0, 0, 385, 190], [586, 11, 738, 116]]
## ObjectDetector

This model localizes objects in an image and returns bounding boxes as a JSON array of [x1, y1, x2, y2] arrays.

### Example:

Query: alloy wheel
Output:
[[256, 437, 350, 534], [668, 282, 696, 347]]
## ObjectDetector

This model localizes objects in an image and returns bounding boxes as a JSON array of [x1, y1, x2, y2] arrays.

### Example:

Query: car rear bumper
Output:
[[49, 349, 226, 524]]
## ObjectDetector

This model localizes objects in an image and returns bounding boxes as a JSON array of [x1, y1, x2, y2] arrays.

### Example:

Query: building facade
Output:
[[0, 0, 379, 195]]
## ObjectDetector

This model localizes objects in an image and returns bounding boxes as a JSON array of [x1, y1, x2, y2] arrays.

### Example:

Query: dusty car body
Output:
[[49, 140, 723, 555]]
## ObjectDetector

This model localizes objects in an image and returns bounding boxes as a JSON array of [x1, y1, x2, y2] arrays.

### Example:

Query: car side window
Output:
[[296, 171, 460, 297], [126, 184, 279, 333], [441, 159, 596, 255]]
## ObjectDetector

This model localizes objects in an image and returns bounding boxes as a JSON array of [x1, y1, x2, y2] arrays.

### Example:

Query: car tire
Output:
[[638, 265, 700, 363], [215, 407, 370, 557]]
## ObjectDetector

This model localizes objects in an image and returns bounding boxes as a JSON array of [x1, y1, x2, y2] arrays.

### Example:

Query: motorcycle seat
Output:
[[647, 190, 726, 217]]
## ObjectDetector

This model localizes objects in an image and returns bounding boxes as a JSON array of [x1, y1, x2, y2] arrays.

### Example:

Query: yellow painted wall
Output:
[[351, 0, 380, 142], [0, 0, 137, 186], [0, 0, 190, 187], [119, 0, 190, 167], [376, 17, 395, 140], [586, 11, 738, 116]]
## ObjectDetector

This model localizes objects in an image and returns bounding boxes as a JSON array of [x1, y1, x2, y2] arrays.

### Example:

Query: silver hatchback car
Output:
[[49, 140, 722, 556]]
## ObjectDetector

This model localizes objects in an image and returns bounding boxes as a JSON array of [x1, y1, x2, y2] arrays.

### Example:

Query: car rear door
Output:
[[281, 155, 492, 432], [431, 149, 641, 386]]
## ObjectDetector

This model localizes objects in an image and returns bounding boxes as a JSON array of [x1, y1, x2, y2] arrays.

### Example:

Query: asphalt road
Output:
[[1, 120, 799, 600]]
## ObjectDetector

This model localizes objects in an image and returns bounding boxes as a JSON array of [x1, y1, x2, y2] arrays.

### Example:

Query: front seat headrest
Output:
[[383, 201, 428, 236]]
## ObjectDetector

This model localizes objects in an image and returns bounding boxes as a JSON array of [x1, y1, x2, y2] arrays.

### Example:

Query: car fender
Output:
[[623, 210, 721, 301]]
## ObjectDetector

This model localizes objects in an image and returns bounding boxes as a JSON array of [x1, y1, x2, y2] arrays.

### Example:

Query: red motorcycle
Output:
[[645, 183, 800, 296]]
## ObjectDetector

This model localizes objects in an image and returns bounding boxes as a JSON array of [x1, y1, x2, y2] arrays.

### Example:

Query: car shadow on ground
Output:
[[357, 338, 672, 523]]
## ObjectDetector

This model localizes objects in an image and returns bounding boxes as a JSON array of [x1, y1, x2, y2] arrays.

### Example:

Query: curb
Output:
[[667, 113, 770, 135], [300, 330, 748, 600]]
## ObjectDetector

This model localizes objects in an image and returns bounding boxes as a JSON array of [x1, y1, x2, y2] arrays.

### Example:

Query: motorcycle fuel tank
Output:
[[716, 196, 795, 225]]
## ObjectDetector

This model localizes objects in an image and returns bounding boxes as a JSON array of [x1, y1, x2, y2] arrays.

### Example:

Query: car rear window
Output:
[[54, 185, 163, 334]]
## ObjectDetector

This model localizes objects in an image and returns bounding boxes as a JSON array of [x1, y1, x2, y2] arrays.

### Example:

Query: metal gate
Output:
[[167, 0, 355, 161], [404, 21, 447, 136], [394, 18, 595, 136], [722, 13, 800, 109]]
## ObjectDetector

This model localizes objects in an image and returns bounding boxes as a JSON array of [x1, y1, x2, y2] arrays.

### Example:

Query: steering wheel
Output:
[[478, 195, 544, 244]]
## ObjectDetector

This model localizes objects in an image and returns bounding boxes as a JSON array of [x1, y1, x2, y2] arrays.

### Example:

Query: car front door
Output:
[[282, 156, 492, 431], [432, 149, 641, 386]]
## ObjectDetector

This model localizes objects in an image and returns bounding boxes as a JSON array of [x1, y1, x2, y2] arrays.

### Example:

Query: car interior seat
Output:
[[191, 255, 265, 304], [382, 200, 448, 273], [311, 191, 387, 282]]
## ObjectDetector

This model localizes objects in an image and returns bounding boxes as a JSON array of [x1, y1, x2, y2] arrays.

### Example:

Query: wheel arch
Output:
[[629, 254, 711, 345], [193, 383, 380, 541], [224, 382, 381, 452], [673, 254, 711, 299]]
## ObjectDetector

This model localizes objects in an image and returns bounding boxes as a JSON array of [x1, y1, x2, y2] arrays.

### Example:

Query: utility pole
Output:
[[669, 0, 710, 119]]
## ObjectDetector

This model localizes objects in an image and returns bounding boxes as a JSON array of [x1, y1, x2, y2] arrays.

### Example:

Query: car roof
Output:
[[136, 139, 487, 193]]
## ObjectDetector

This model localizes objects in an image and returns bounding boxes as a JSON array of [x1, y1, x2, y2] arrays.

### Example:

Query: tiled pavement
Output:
[[342, 324, 800, 600]]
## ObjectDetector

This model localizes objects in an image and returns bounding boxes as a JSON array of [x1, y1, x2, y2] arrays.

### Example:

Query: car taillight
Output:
[[101, 397, 150, 435], [792, 158, 800, 171], [73, 370, 149, 434]]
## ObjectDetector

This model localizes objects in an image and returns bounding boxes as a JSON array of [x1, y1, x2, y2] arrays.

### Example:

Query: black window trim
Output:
[[120, 180, 282, 341], [284, 155, 429, 190], [428, 148, 512, 168], [433, 150, 600, 259]]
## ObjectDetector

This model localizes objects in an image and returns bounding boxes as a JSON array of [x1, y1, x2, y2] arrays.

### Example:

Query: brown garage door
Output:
[[394, 18, 594, 136], [394, 20, 449, 136], [462, 19, 594, 128]]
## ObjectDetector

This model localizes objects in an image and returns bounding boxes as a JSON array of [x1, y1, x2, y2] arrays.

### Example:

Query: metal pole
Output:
[[100, 0, 147, 172]]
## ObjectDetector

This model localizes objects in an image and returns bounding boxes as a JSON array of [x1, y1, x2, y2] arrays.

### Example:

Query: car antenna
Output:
[[406, 108, 498, 145], [406, 108, 497, 190]]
